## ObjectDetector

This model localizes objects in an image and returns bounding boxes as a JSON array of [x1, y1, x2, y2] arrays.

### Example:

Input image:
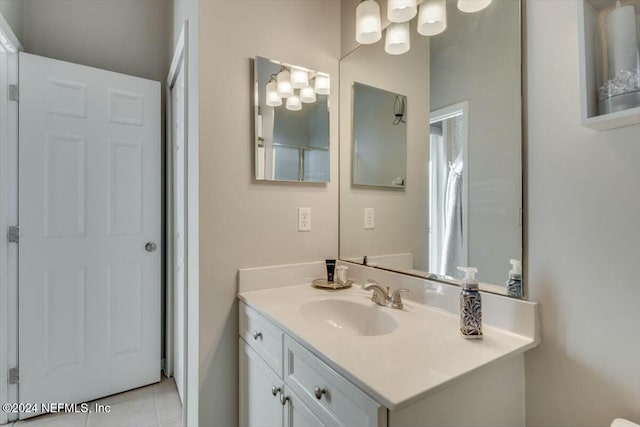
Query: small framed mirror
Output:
[[352, 82, 407, 188], [254, 56, 331, 183]]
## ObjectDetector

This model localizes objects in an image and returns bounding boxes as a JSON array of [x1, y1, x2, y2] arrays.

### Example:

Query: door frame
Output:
[[166, 20, 199, 427], [0, 13, 21, 426]]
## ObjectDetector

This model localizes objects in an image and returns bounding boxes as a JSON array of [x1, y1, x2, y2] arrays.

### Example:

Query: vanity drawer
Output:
[[239, 301, 283, 376], [284, 336, 385, 427]]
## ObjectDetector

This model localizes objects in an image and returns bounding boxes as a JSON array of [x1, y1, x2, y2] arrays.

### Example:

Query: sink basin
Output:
[[300, 299, 398, 336]]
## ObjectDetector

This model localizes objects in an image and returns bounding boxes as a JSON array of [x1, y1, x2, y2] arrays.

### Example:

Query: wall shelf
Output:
[[578, 0, 640, 131]]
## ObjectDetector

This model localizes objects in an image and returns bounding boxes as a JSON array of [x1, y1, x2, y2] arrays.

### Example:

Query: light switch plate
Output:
[[364, 208, 375, 229], [298, 207, 311, 232]]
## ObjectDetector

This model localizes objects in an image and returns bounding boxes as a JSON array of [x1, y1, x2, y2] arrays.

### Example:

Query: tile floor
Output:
[[3, 376, 181, 427]]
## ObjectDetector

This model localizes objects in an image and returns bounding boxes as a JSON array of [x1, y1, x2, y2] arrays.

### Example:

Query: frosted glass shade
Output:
[[457, 0, 491, 13], [315, 74, 330, 95], [356, 0, 382, 44], [300, 86, 316, 103], [266, 80, 282, 107], [385, 22, 410, 55], [276, 70, 293, 98], [290, 68, 309, 89], [417, 0, 447, 36], [286, 95, 302, 111], [387, 0, 417, 23]]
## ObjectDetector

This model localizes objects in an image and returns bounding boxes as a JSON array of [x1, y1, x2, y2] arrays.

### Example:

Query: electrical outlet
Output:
[[364, 208, 375, 229], [298, 207, 311, 232]]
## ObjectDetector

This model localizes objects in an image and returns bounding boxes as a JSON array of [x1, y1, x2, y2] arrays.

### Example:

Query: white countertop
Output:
[[238, 283, 537, 411]]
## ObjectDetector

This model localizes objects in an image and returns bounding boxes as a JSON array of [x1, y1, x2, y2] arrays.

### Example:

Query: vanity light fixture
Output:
[[457, 0, 492, 13], [356, 0, 490, 54], [276, 68, 294, 98], [315, 73, 331, 95], [290, 67, 309, 89], [417, 0, 447, 36], [388, 0, 418, 23], [286, 93, 302, 111], [264, 65, 329, 112], [266, 77, 282, 107], [356, 0, 383, 44], [300, 86, 317, 103], [385, 22, 411, 55]]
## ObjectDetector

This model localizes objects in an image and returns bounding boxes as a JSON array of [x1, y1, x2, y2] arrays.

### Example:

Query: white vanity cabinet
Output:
[[239, 340, 324, 427], [239, 302, 387, 427]]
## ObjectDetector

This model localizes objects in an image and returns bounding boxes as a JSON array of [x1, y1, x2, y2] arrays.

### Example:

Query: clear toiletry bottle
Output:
[[507, 259, 522, 298], [457, 267, 482, 339], [336, 265, 348, 285]]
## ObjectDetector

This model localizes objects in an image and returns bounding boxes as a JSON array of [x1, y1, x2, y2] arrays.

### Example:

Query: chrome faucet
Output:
[[362, 279, 408, 309]]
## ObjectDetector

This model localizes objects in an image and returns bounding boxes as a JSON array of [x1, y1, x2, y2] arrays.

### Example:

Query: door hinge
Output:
[[8, 367, 18, 384], [8, 84, 18, 102], [7, 225, 19, 243]]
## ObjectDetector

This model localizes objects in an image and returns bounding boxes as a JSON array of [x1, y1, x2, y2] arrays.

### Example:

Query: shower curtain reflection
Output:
[[429, 102, 468, 279]]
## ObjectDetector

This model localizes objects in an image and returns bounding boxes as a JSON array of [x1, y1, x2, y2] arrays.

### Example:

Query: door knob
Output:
[[145, 242, 158, 252]]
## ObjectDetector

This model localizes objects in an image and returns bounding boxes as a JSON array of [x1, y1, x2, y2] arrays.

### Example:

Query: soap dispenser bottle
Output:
[[507, 259, 523, 298], [457, 267, 482, 339]]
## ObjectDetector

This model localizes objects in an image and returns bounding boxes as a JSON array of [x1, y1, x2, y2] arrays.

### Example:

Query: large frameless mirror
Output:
[[254, 56, 331, 183], [340, 0, 524, 298]]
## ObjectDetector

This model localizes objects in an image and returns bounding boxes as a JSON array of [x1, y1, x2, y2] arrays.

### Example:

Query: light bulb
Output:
[[356, 0, 382, 44], [300, 86, 316, 103], [276, 69, 293, 98], [290, 67, 309, 89], [314, 74, 330, 95], [385, 22, 410, 55], [417, 0, 447, 36], [266, 80, 282, 107], [286, 94, 302, 111], [457, 0, 491, 13], [387, 0, 417, 23]]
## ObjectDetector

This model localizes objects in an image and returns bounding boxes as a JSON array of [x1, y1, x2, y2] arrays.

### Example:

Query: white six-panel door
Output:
[[18, 53, 160, 417]]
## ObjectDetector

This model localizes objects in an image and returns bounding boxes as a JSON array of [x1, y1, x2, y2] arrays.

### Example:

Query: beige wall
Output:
[[339, 29, 429, 270], [22, 0, 169, 84], [525, 0, 640, 425], [0, 0, 22, 41], [198, 1, 341, 426]]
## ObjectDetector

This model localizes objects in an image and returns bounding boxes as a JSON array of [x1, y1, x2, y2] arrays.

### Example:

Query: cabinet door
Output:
[[285, 390, 326, 427], [240, 338, 284, 427]]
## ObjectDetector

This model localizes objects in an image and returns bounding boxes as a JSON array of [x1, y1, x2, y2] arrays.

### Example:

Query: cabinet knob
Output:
[[271, 386, 281, 397], [252, 331, 262, 340], [280, 394, 289, 406], [313, 386, 326, 400]]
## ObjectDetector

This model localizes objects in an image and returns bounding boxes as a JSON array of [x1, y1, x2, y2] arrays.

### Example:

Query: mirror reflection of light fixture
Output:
[[315, 74, 331, 95], [300, 86, 317, 103], [385, 22, 410, 55], [290, 68, 309, 89], [457, 0, 491, 13], [266, 77, 282, 107], [388, 0, 418, 23], [286, 93, 302, 111], [356, 0, 383, 44], [264, 65, 329, 112], [355, 0, 491, 54], [417, 0, 447, 36], [276, 69, 294, 98]]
